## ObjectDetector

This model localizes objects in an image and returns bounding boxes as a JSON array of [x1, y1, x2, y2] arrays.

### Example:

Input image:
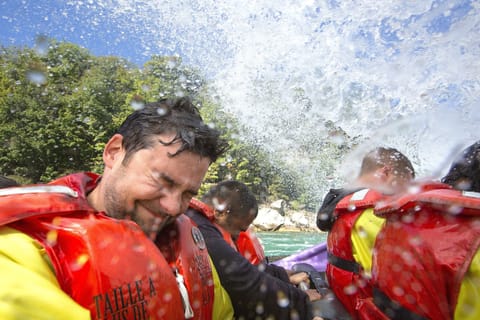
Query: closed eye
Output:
[[156, 172, 198, 200]]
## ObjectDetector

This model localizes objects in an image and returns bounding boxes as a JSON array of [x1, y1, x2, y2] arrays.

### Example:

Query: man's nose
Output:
[[159, 192, 185, 217]]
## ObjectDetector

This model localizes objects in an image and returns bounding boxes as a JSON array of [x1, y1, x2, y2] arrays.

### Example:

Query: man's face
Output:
[[220, 209, 257, 239], [102, 133, 211, 238]]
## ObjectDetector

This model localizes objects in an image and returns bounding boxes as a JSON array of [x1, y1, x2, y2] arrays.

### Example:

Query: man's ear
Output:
[[379, 165, 391, 177], [103, 134, 124, 169]]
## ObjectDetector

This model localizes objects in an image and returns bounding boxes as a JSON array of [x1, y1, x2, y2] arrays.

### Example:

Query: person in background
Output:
[[187, 180, 322, 320], [442, 141, 480, 191], [190, 180, 266, 265], [0, 97, 232, 319], [190, 180, 309, 281], [0, 175, 19, 188], [369, 141, 480, 320], [316, 147, 415, 319]]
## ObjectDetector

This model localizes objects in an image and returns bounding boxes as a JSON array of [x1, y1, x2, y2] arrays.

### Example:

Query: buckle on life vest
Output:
[[174, 267, 195, 319]]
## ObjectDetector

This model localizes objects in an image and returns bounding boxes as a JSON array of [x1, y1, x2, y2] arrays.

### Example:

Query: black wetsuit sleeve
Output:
[[265, 263, 290, 282], [187, 209, 313, 320]]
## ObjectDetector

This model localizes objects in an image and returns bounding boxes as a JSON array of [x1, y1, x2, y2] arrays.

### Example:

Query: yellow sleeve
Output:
[[455, 248, 480, 320], [209, 256, 234, 320], [0, 226, 91, 320], [351, 208, 385, 276]]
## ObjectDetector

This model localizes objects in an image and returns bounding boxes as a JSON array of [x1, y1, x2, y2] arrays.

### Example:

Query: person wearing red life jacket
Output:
[[316, 147, 415, 319], [187, 180, 322, 320], [0, 97, 233, 320], [367, 141, 480, 320], [188, 181, 266, 265], [201, 180, 315, 284]]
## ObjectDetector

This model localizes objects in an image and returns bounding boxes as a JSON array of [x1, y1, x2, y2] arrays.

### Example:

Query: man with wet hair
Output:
[[316, 146, 415, 319], [369, 141, 480, 319], [0, 97, 232, 319], [357, 147, 415, 193]]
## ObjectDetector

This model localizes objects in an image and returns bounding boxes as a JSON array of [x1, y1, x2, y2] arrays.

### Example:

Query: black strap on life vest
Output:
[[317, 188, 362, 231], [373, 287, 428, 320], [327, 252, 361, 274]]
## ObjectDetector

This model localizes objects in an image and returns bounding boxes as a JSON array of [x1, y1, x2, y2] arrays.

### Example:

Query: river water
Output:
[[256, 231, 327, 258]]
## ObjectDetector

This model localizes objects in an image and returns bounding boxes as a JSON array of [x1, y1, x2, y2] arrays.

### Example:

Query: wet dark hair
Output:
[[360, 147, 415, 179], [117, 97, 229, 164], [202, 180, 258, 219], [0, 176, 19, 188], [442, 141, 480, 192]]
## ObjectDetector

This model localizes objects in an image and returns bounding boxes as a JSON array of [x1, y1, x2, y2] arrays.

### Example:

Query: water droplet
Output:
[[46, 230, 58, 246], [110, 255, 119, 265], [277, 291, 290, 307], [131, 99, 145, 110], [255, 302, 264, 314], [407, 185, 421, 195], [401, 251, 415, 265], [357, 226, 367, 238], [344, 284, 358, 295], [401, 213, 414, 223], [447, 204, 463, 215], [34, 35, 49, 56], [212, 197, 227, 212], [163, 291, 173, 302], [257, 263, 266, 272], [27, 70, 47, 85], [318, 213, 329, 221], [156, 105, 168, 116], [408, 236, 422, 246], [192, 299, 201, 309], [71, 254, 89, 271], [132, 243, 146, 252], [392, 285, 405, 297]]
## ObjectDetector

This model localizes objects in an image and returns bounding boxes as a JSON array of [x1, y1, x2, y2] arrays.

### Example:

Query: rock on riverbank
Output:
[[252, 199, 319, 232]]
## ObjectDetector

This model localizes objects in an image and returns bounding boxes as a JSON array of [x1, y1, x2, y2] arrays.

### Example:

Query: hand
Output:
[[305, 288, 322, 302], [289, 271, 309, 285]]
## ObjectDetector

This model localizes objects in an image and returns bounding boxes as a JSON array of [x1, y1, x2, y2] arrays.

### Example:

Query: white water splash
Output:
[[9, 0, 480, 200], [98, 1, 479, 181]]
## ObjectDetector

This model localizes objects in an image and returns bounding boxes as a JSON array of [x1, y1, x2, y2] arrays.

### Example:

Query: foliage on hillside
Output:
[[0, 39, 351, 208]]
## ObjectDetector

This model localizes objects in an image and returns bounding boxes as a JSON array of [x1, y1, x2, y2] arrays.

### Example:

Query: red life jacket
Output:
[[154, 214, 214, 320], [1, 173, 213, 320], [236, 229, 266, 265], [371, 183, 480, 320], [326, 188, 383, 319], [189, 198, 265, 265]]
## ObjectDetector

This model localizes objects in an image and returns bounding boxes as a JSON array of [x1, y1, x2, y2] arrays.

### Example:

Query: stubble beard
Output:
[[103, 183, 127, 220]]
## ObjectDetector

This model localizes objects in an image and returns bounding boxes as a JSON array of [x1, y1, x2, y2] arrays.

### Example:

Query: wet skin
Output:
[[88, 133, 211, 237]]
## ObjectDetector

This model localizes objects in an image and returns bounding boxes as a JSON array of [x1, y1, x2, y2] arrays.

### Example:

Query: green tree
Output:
[[0, 42, 137, 182], [0, 39, 324, 208]]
